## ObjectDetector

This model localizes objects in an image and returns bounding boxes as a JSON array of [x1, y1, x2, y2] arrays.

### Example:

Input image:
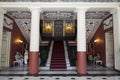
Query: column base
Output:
[[77, 51, 86, 74], [29, 51, 39, 75]]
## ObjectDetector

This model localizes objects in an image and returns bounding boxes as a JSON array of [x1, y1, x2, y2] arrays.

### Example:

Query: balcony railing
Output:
[[0, 0, 119, 2]]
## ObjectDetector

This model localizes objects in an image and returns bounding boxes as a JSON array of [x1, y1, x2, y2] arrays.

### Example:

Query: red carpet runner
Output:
[[50, 41, 66, 69]]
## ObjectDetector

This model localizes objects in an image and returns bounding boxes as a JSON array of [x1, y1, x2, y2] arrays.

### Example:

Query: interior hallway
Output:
[[0, 65, 120, 80]]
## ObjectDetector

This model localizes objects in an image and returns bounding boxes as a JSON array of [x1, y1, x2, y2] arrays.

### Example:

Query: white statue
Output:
[[24, 49, 28, 65]]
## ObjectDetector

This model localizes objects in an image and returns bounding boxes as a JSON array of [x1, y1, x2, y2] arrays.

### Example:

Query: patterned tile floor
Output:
[[0, 65, 120, 80]]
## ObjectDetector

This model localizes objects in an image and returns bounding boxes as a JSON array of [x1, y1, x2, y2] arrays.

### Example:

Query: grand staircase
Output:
[[50, 40, 66, 69]]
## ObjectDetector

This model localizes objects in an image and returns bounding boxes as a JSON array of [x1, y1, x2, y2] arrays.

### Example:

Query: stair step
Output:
[[52, 55, 65, 57], [52, 53, 64, 54], [51, 60, 65, 62], [50, 41, 66, 69], [51, 63, 66, 65], [51, 61, 66, 63], [50, 67, 66, 69], [52, 59, 65, 60], [52, 56, 64, 57], [52, 58, 64, 60], [50, 65, 66, 68], [51, 63, 65, 66]]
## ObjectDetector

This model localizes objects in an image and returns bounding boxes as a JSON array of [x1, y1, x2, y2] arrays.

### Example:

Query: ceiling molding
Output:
[[0, 2, 119, 9]]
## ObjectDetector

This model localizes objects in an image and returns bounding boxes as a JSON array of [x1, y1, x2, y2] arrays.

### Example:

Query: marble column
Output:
[[77, 8, 87, 74], [0, 8, 6, 69], [111, 7, 120, 70], [29, 8, 40, 75]]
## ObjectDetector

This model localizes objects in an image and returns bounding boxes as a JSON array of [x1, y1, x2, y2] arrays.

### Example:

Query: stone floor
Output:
[[0, 65, 120, 80]]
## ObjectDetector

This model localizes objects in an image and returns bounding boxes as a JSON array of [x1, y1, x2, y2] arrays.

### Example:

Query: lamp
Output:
[[94, 39, 98, 43], [94, 38, 101, 43], [15, 38, 24, 55], [44, 22, 52, 33], [65, 22, 73, 33], [45, 23, 52, 31], [15, 38, 23, 44]]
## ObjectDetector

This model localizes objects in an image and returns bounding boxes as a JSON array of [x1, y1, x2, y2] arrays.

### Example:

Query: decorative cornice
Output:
[[110, 7, 120, 14], [0, 8, 6, 14], [4, 18, 13, 26], [103, 16, 113, 30], [103, 19, 113, 27], [3, 16, 13, 29], [42, 11, 75, 20], [28, 7, 42, 13], [0, 2, 119, 9]]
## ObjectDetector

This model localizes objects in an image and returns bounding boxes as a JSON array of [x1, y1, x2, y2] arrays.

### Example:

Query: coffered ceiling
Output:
[[6, 8, 110, 43]]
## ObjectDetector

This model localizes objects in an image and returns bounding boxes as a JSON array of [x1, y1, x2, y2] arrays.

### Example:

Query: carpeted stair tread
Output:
[[50, 40, 66, 70], [51, 63, 66, 65], [52, 58, 64, 59]]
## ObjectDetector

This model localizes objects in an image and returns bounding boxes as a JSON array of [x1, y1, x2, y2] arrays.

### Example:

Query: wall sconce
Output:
[[15, 38, 25, 54], [94, 39, 98, 43], [65, 22, 73, 33], [45, 23, 52, 31], [94, 39, 101, 43], [65, 26, 72, 31], [15, 38, 23, 44], [44, 22, 52, 33]]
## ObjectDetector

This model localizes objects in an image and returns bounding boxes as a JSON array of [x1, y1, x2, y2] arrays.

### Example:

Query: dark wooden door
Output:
[[54, 20, 63, 37]]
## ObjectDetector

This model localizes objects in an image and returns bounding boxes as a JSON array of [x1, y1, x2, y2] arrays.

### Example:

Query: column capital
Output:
[[76, 7, 88, 13], [110, 7, 120, 14], [0, 8, 6, 14], [28, 7, 42, 13]]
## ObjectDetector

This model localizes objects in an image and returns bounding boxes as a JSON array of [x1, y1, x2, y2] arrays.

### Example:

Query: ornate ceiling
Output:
[[15, 19, 31, 42], [7, 10, 110, 43], [7, 11, 110, 19], [42, 11, 75, 20], [86, 11, 110, 19], [86, 19, 102, 42], [0, 0, 119, 2], [7, 11, 31, 19]]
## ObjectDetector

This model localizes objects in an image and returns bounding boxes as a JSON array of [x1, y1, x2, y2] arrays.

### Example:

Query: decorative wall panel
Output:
[[103, 16, 113, 30]]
